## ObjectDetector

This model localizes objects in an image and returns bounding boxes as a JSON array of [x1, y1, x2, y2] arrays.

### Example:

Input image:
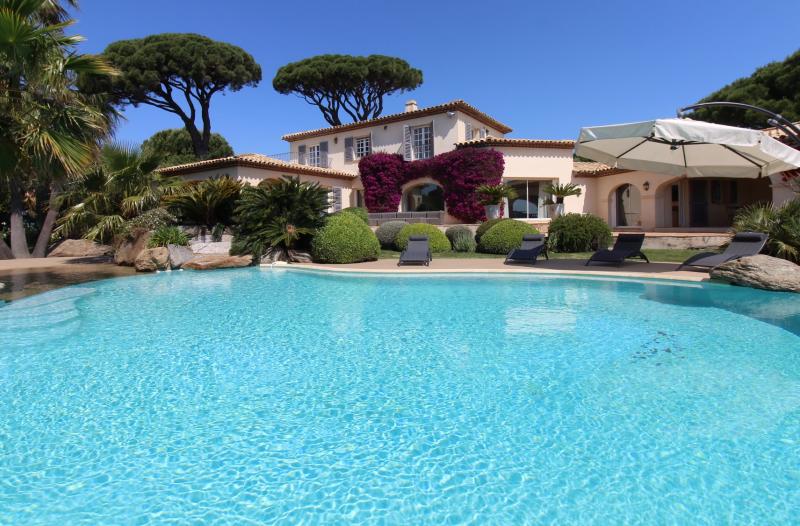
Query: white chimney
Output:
[[404, 100, 418, 113]]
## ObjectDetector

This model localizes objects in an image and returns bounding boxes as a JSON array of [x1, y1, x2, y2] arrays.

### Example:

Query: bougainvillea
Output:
[[358, 147, 505, 223]]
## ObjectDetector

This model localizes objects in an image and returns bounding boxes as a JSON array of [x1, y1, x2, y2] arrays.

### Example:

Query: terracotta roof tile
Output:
[[158, 154, 357, 181], [572, 161, 630, 177], [456, 136, 575, 149], [281, 100, 513, 141]]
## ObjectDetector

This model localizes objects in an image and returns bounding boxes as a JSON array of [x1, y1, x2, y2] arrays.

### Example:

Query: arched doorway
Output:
[[612, 184, 641, 227], [402, 183, 444, 212]]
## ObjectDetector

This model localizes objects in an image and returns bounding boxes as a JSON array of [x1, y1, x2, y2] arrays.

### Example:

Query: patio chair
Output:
[[586, 233, 649, 266], [677, 231, 768, 270], [399, 236, 432, 266], [505, 234, 549, 265]]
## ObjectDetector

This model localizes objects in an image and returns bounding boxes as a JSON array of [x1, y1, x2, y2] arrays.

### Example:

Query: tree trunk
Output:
[[184, 118, 209, 158], [31, 180, 63, 258], [8, 177, 30, 258], [0, 239, 12, 260], [200, 102, 212, 159]]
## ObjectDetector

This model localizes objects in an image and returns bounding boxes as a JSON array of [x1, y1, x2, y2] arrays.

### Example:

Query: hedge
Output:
[[311, 212, 380, 263], [337, 207, 369, 224], [477, 220, 539, 254], [395, 223, 451, 253], [375, 220, 408, 249], [445, 225, 476, 252], [547, 213, 612, 252], [475, 218, 505, 243]]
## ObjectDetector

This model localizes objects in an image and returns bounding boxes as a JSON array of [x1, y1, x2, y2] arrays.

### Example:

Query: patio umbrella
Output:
[[575, 118, 800, 178]]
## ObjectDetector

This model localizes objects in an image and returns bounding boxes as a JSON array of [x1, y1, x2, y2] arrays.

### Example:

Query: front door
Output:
[[690, 180, 708, 227]]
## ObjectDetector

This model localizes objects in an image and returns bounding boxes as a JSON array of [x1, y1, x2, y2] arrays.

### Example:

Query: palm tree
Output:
[[0, 0, 115, 258], [231, 176, 330, 260], [55, 144, 177, 243], [164, 176, 244, 228]]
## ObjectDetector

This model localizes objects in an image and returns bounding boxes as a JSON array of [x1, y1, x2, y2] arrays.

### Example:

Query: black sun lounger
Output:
[[586, 233, 649, 266], [677, 231, 768, 270], [505, 234, 548, 265], [399, 235, 432, 266]]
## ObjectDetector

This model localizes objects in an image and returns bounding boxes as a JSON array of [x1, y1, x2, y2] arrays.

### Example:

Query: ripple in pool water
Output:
[[1, 269, 799, 524]]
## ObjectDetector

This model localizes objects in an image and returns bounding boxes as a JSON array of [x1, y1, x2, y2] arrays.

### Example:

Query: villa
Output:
[[160, 99, 798, 236]]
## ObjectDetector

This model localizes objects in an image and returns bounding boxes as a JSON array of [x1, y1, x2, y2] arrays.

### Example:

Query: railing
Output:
[[368, 211, 443, 226], [263, 151, 332, 169]]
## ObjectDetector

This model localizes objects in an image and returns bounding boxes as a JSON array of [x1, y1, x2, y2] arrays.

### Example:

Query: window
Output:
[[307, 145, 321, 167], [711, 180, 722, 204], [412, 125, 433, 160], [403, 183, 443, 212], [355, 136, 371, 158], [508, 180, 541, 219]]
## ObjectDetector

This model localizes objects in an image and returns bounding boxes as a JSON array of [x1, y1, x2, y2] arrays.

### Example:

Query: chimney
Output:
[[404, 100, 418, 113]]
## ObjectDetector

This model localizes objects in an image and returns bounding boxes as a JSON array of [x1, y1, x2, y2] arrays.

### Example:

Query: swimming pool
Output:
[[1, 268, 799, 524]]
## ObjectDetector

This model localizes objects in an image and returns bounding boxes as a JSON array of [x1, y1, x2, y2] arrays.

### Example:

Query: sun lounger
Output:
[[677, 231, 768, 270], [399, 235, 432, 266], [586, 233, 649, 266], [505, 234, 548, 265]]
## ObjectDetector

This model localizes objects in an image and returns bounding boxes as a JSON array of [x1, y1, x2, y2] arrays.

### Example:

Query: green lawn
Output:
[[379, 248, 699, 263]]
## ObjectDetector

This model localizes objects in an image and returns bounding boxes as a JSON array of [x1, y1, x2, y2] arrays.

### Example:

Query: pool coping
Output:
[[264, 261, 713, 286]]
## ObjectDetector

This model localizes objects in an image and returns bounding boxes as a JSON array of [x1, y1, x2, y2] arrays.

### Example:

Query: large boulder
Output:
[[711, 255, 800, 293], [115, 230, 151, 266], [183, 254, 253, 271], [167, 244, 194, 269], [48, 239, 113, 258], [134, 247, 170, 272]]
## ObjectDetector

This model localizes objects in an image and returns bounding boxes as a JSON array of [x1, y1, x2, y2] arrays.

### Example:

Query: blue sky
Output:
[[73, 0, 800, 155]]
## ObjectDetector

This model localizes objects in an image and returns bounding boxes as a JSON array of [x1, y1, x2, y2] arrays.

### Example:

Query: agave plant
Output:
[[231, 176, 330, 260], [164, 176, 244, 228], [54, 144, 177, 243], [733, 199, 800, 262]]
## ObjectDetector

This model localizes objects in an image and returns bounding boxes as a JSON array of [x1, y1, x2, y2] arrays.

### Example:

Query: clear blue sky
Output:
[[72, 0, 800, 155]]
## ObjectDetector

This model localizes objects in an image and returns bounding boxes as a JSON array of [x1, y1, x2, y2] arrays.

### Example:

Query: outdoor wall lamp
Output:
[[643, 181, 650, 191]]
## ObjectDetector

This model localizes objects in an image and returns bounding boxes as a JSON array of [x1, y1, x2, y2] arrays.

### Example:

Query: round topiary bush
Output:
[[477, 220, 539, 254], [445, 225, 476, 252], [547, 213, 612, 252], [445, 225, 472, 243], [337, 207, 369, 224], [375, 220, 408, 249], [475, 218, 505, 243], [396, 223, 451, 253], [311, 212, 380, 263]]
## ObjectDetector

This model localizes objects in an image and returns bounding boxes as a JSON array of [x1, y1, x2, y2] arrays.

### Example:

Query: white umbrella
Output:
[[575, 118, 800, 178]]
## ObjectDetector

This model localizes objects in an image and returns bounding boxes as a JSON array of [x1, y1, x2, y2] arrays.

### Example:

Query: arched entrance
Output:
[[611, 184, 641, 227], [402, 183, 444, 212]]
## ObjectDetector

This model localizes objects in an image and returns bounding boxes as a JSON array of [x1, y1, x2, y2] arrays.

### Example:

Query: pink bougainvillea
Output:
[[358, 147, 505, 223]]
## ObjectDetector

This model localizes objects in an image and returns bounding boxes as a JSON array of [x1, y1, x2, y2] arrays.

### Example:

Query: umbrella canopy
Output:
[[576, 118, 800, 178]]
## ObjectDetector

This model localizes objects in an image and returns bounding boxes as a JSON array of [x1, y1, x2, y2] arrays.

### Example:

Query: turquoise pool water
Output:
[[1, 269, 799, 524]]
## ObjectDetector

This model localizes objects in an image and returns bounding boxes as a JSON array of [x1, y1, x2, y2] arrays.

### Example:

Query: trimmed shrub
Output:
[[311, 212, 380, 263], [445, 225, 472, 243], [446, 225, 476, 252], [451, 231, 477, 252], [147, 226, 189, 248], [375, 220, 408, 249], [477, 220, 539, 254], [396, 223, 451, 253], [547, 213, 612, 252], [475, 218, 505, 243], [339, 207, 369, 224]]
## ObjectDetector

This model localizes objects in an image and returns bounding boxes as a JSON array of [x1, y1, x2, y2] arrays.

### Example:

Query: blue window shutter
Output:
[[429, 122, 434, 157], [333, 187, 342, 212], [344, 137, 354, 162], [297, 145, 306, 165], [403, 125, 412, 161]]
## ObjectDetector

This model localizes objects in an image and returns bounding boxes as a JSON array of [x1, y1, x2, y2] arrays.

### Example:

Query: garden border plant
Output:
[[358, 147, 504, 223]]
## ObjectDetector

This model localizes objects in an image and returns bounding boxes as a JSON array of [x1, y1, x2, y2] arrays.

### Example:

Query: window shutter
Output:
[[319, 141, 328, 167], [479, 128, 487, 139], [344, 137, 354, 162], [465, 122, 473, 141], [403, 125, 412, 161], [367, 132, 373, 155], [332, 187, 342, 212], [297, 145, 306, 165]]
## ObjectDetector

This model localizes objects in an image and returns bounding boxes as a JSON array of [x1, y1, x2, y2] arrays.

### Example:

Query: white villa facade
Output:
[[160, 99, 796, 232]]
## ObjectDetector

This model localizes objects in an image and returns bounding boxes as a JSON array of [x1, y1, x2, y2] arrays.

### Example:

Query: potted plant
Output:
[[543, 182, 582, 219], [476, 183, 517, 220]]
